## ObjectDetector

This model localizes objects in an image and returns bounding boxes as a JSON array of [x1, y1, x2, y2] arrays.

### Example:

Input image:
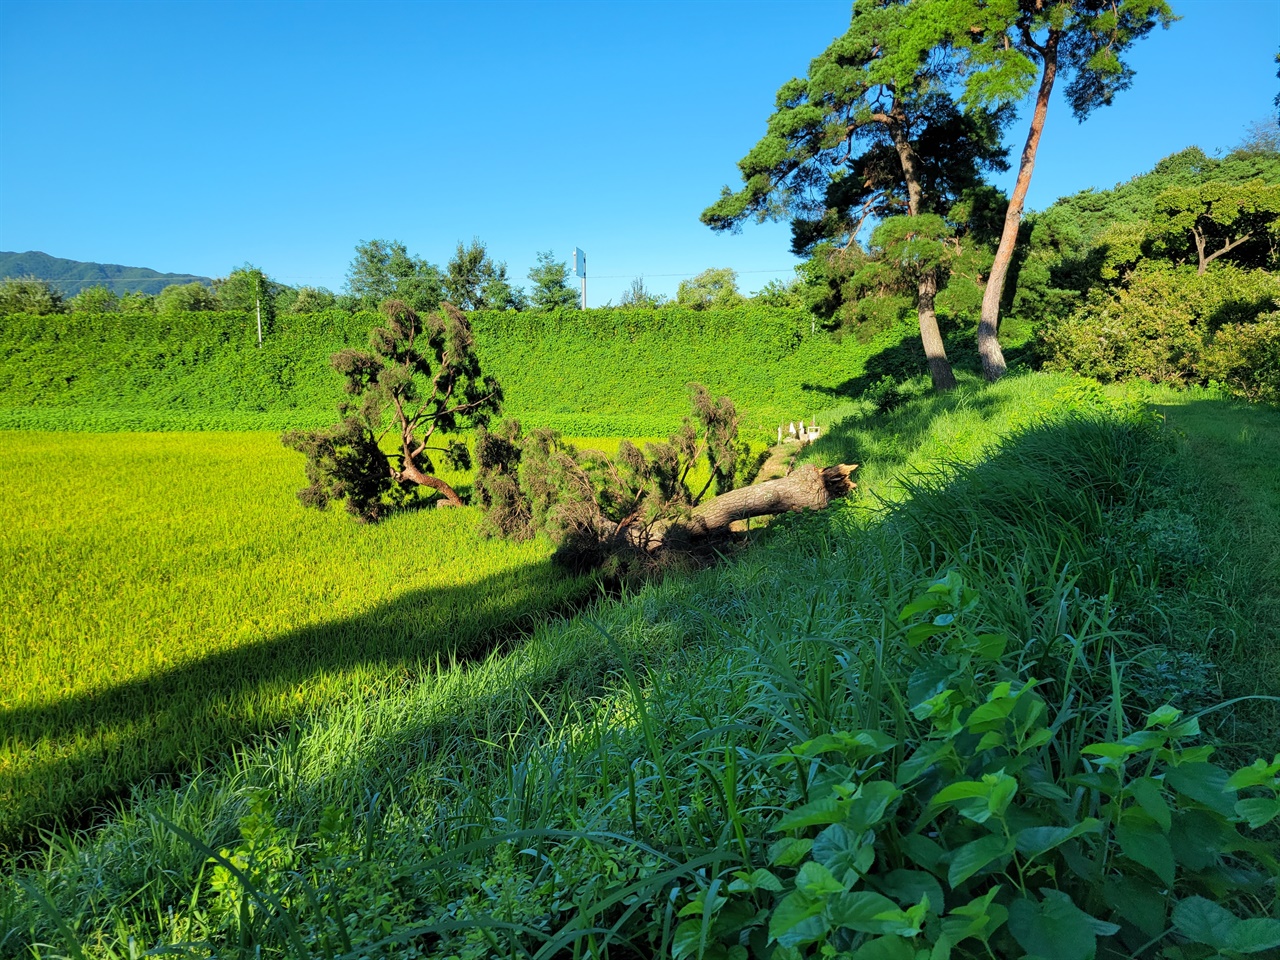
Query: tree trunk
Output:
[[633, 463, 857, 552], [918, 269, 956, 392], [978, 28, 1061, 383], [399, 461, 466, 507], [889, 113, 957, 393]]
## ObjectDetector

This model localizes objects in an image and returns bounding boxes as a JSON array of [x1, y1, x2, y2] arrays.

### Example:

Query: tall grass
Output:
[[6, 375, 1275, 957]]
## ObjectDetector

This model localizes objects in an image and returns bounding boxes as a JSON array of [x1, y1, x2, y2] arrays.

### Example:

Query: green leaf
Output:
[[1165, 763, 1236, 817], [947, 834, 1012, 888], [769, 837, 813, 867], [908, 660, 960, 710], [931, 781, 991, 804], [1224, 755, 1280, 790], [932, 772, 1016, 824], [1128, 777, 1171, 832], [672, 919, 706, 960], [1015, 819, 1101, 859], [906, 623, 949, 646], [1144, 705, 1182, 728], [897, 741, 951, 786], [846, 781, 902, 832], [900, 834, 945, 873], [1226, 918, 1280, 954], [728, 868, 784, 894], [942, 885, 1008, 944], [875, 869, 945, 914], [1101, 875, 1166, 939], [1116, 818, 1175, 886], [1169, 808, 1229, 871], [899, 593, 946, 621], [796, 860, 846, 898], [1172, 896, 1238, 949], [1007, 890, 1099, 960], [974, 633, 1008, 660], [828, 891, 916, 936], [768, 889, 828, 948], [849, 935, 916, 960], [776, 796, 845, 831], [813, 823, 875, 885], [1235, 796, 1280, 829], [780, 730, 898, 764]]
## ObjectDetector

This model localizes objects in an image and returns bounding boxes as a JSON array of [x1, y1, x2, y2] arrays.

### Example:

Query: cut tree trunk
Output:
[[978, 28, 1061, 383], [630, 463, 857, 553]]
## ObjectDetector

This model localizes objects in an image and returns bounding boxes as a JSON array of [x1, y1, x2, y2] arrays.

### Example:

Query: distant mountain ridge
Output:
[[0, 251, 213, 296]]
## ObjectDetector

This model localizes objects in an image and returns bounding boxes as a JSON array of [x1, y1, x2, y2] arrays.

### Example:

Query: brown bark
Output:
[[978, 27, 1061, 383], [918, 270, 957, 392], [1196, 227, 1255, 274], [888, 112, 957, 393], [398, 460, 465, 507], [634, 463, 857, 552]]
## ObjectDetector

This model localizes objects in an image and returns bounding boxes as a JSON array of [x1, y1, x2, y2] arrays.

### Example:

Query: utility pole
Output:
[[255, 274, 263, 347], [574, 247, 586, 310]]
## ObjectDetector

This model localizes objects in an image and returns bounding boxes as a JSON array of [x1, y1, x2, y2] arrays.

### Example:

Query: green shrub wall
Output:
[[0, 306, 914, 436]]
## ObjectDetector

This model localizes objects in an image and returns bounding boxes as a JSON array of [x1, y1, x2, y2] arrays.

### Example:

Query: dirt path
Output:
[[756, 440, 802, 482]]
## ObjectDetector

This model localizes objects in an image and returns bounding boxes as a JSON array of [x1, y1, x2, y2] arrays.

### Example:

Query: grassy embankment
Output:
[[0, 306, 921, 436], [4, 372, 1278, 958]]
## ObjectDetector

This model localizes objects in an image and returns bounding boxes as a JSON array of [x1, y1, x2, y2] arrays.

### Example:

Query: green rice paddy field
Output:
[[0, 431, 596, 849]]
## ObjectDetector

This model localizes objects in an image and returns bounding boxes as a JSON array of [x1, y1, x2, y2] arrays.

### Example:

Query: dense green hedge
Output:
[[1038, 264, 1280, 402], [0, 305, 915, 437]]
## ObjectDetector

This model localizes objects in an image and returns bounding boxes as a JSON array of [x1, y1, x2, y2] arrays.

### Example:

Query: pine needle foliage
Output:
[[475, 385, 763, 572], [283, 300, 502, 520]]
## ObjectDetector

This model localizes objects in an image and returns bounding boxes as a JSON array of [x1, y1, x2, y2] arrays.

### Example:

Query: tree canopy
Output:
[[1149, 179, 1280, 274], [919, 0, 1178, 378], [675, 268, 745, 310], [346, 239, 444, 313], [156, 282, 219, 314], [444, 238, 525, 311], [527, 251, 579, 311], [702, 0, 1010, 390], [67, 285, 119, 314], [0, 276, 63, 315], [283, 300, 503, 519]]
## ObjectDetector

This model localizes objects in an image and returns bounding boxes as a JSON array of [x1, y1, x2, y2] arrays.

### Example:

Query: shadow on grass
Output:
[[1155, 397, 1280, 734], [0, 559, 593, 854], [802, 326, 1040, 405], [799, 378, 1008, 487]]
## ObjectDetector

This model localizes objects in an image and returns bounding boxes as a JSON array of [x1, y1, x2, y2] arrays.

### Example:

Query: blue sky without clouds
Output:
[[1, 0, 1277, 305]]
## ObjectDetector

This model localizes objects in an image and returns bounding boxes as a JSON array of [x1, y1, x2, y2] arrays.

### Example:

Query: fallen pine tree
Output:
[[475, 385, 856, 573], [281, 301, 856, 570]]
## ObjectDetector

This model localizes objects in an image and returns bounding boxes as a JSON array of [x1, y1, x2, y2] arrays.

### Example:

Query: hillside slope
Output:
[[0, 250, 213, 295], [0, 306, 920, 437]]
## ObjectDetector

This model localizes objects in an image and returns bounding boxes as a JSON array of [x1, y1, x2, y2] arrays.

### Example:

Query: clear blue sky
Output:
[[1, 0, 1276, 305]]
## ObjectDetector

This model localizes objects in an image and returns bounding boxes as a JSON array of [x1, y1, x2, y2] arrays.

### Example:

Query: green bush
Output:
[[1202, 313, 1280, 404], [0, 303, 910, 436], [1039, 264, 1280, 400]]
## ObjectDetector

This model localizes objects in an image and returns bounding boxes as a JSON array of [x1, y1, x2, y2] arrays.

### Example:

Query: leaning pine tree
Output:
[[702, 0, 1010, 392], [922, 0, 1177, 380], [283, 299, 502, 521]]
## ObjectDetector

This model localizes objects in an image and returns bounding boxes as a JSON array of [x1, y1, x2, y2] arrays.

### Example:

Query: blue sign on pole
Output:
[[573, 248, 586, 278]]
